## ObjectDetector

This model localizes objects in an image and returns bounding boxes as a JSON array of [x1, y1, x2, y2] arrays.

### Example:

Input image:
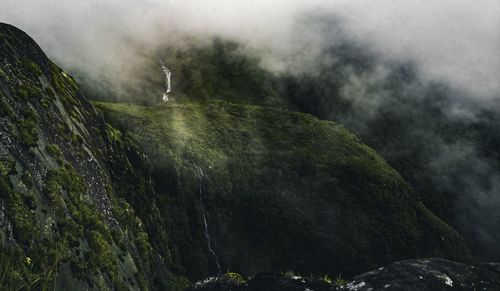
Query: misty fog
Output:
[[2, 0, 500, 261], [1, 0, 498, 99]]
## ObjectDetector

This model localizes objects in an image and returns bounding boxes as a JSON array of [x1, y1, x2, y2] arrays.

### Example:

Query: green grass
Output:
[[95, 99, 471, 277]]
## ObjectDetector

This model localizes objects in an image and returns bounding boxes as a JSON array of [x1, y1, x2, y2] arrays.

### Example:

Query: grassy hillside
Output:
[[84, 38, 284, 108], [96, 100, 471, 278]]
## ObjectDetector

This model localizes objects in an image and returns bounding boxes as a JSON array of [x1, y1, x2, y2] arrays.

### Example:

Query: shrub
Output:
[[45, 143, 62, 159], [17, 119, 38, 147]]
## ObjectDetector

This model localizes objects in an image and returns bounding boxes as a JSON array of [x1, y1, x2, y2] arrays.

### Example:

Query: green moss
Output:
[[17, 107, 39, 147], [136, 231, 153, 257], [21, 170, 33, 189], [224, 272, 246, 285], [16, 83, 44, 101], [45, 143, 64, 165], [41, 162, 124, 281], [0, 98, 14, 119], [88, 230, 115, 269], [40, 96, 52, 108], [69, 109, 80, 121], [50, 62, 80, 107], [46, 143, 62, 159], [101, 122, 193, 288], [8, 191, 38, 245], [70, 133, 83, 146], [0, 158, 16, 177], [106, 124, 123, 143], [18, 58, 43, 76], [43, 169, 64, 207], [135, 272, 150, 291], [95, 100, 471, 277], [17, 118, 38, 147]]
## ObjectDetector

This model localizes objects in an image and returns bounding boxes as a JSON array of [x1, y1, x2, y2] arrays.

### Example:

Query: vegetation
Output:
[[96, 99, 471, 278], [0, 21, 489, 291], [87, 38, 285, 108], [18, 58, 43, 76], [275, 34, 500, 259], [17, 111, 38, 147], [0, 23, 194, 290], [0, 158, 67, 290], [334, 274, 348, 287], [161, 38, 283, 106], [103, 122, 190, 290], [80, 29, 500, 263], [45, 143, 62, 160]]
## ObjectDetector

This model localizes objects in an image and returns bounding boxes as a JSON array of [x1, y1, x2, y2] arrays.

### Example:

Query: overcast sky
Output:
[[1, 0, 498, 99]]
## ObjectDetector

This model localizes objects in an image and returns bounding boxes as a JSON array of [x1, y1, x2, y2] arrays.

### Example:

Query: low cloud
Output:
[[0, 0, 498, 99]]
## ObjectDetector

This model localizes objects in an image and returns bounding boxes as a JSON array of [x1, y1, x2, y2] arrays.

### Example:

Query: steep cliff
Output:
[[0, 23, 187, 290]]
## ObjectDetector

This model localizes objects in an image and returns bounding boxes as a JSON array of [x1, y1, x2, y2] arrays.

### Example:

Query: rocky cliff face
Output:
[[0, 23, 187, 290]]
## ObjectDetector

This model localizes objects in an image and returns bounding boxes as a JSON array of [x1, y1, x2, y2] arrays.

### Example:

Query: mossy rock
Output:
[[0, 23, 190, 290]]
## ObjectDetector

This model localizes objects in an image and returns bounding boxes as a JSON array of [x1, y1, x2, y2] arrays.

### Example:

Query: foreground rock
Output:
[[186, 272, 335, 291], [187, 258, 500, 291], [348, 258, 500, 291]]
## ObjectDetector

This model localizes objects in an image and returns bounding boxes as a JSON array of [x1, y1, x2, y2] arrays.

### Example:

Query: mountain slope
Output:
[[0, 23, 188, 290], [96, 100, 471, 278], [0, 22, 476, 290]]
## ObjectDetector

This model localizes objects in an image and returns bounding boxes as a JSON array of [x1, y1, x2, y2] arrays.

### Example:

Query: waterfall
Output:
[[196, 167, 222, 274], [160, 61, 172, 102]]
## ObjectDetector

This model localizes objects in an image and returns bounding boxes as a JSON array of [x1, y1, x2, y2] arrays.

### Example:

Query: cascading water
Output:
[[161, 60, 172, 102], [196, 167, 222, 274]]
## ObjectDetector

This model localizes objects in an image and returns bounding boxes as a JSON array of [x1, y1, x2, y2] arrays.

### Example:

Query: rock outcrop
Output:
[[187, 259, 500, 291], [0, 22, 187, 290], [347, 258, 500, 290]]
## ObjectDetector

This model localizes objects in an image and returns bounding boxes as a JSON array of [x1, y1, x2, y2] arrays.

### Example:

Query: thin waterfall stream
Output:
[[161, 60, 172, 102], [196, 167, 222, 274]]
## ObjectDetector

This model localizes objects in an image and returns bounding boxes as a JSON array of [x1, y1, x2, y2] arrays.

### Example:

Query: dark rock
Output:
[[188, 259, 500, 291], [186, 273, 247, 291], [0, 23, 187, 290], [347, 258, 500, 291], [187, 272, 335, 291], [245, 273, 333, 291]]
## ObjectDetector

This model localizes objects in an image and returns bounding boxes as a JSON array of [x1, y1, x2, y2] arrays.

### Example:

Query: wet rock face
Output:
[[0, 23, 185, 290], [0, 22, 132, 289], [348, 258, 500, 291], [188, 259, 500, 291]]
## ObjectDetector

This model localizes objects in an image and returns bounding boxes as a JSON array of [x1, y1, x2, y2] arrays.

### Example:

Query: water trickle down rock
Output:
[[196, 166, 222, 274]]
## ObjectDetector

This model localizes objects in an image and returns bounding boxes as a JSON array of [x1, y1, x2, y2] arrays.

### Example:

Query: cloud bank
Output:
[[0, 0, 498, 99]]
